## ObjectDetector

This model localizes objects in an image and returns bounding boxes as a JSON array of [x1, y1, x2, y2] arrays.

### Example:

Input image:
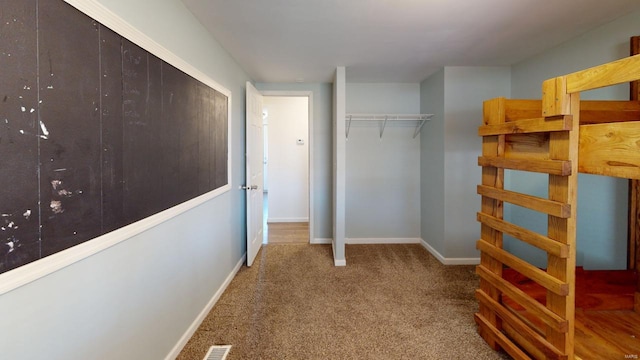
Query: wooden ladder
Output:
[[476, 53, 640, 359], [476, 87, 578, 359]]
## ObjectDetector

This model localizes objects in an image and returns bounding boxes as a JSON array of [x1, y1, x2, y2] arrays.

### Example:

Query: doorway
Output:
[[261, 92, 313, 244]]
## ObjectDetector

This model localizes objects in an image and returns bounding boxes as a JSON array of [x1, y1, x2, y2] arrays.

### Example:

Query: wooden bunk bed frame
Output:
[[476, 53, 640, 360]]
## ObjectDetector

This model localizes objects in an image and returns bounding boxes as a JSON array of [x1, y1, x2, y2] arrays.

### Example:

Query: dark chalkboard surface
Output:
[[0, 0, 229, 274]]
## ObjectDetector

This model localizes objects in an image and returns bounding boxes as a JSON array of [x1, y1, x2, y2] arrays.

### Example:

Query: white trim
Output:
[[267, 217, 309, 223], [345, 238, 421, 245], [260, 90, 314, 245], [420, 239, 480, 265], [333, 67, 347, 267], [331, 239, 346, 266], [164, 254, 246, 360], [0, 185, 230, 295], [311, 238, 333, 244]]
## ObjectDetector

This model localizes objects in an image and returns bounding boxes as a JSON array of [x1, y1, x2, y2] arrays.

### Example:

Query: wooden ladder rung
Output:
[[476, 265, 568, 333], [477, 185, 571, 218], [477, 212, 569, 258], [477, 239, 569, 296], [478, 156, 572, 176], [478, 115, 572, 136], [475, 313, 532, 360], [476, 289, 568, 360]]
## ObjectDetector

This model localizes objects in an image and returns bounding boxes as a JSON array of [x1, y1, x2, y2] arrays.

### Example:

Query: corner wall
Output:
[[420, 67, 510, 263], [443, 67, 511, 259], [420, 70, 446, 256], [0, 0, 251, 359]]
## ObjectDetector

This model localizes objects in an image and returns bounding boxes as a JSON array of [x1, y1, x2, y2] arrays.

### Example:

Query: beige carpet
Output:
[[177, 244, 510, 359]]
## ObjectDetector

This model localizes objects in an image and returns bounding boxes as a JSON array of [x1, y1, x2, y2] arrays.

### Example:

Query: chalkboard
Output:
[[0, 0, 229, 274]]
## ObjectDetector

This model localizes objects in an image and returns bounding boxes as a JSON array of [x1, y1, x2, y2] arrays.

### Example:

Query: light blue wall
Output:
[[346, 83, 420, 113], [345, 83, 421, 239], [443, 67, 511, 258], [508, 10, 640, 269], [420, 70, 446, 254], [255, 83, 333, 240], [420, 67, 510, 260], [0, 0, 251, 359]]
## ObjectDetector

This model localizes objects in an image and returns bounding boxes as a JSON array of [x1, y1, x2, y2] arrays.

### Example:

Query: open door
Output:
[[245, 82, 264, 266]]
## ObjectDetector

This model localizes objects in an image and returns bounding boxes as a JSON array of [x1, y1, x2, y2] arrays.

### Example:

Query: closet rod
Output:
[[344, 113, 434, 139]]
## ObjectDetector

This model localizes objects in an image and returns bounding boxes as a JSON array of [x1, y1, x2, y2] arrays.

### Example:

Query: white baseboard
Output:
[[165, 254, 246, 360], [420, 239, 480, 265], [311, 238, 332, 244], [345, 237, 421, 245], [331, 240, 346, 266], [267, 217, 309, 223]]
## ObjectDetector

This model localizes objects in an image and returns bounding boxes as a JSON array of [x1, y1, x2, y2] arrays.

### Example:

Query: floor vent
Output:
[[203, 345, 232, 360]]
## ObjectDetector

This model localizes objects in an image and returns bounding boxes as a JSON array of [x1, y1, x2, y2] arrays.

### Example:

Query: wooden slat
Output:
[[503, 322, 546, 360], [633, 36, 640, 101], [578, 122, 640, 179], [504, 99, 542, 122], [477, 212, 569, 258], [580, 100, 640, 124], [543, 76, 571, 117], [479, 115, 572, 136], [503, 99, 640, 124], [477, 239, 569, 296], [475, 313, 532, 360], [477, 185, 571, 218], [630, 35, 640, 278], [479, 97, 506, 350], [478, 156, 572, 176], [505, 133, 550, 161], [565, 54, 640, 93], [476, 265, 568, 333], [545, 91, 579, 359], [476, 289, 567, 360]]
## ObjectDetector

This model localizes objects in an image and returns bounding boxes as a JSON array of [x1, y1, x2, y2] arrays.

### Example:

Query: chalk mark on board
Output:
[[50, 200, 64, 214]]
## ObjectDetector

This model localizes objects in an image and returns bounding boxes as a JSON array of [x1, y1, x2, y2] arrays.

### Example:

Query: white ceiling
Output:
[[181, 0, 640, 83]]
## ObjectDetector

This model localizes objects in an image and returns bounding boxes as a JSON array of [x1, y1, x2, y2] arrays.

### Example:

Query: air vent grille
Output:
[[203, 345, 231, 360]]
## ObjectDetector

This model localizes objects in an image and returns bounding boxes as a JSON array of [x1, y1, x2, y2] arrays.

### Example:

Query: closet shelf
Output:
[[345, 113, 434, 139]]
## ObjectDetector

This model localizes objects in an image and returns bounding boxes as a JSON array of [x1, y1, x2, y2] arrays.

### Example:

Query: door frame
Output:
[[260, 90, 314, 243]]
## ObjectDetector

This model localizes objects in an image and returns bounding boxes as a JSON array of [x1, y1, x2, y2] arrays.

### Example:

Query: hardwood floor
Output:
[[263, 192, 309, 244], [502, 268, 640, 359], [575, 309, 640, 359], [267, 222, 309, 244]]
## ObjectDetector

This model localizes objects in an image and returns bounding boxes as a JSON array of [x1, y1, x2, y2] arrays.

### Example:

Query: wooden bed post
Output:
[[477, 97, 506, 350], [630, 37, 640, 314], [542, 77, 577, 359]]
